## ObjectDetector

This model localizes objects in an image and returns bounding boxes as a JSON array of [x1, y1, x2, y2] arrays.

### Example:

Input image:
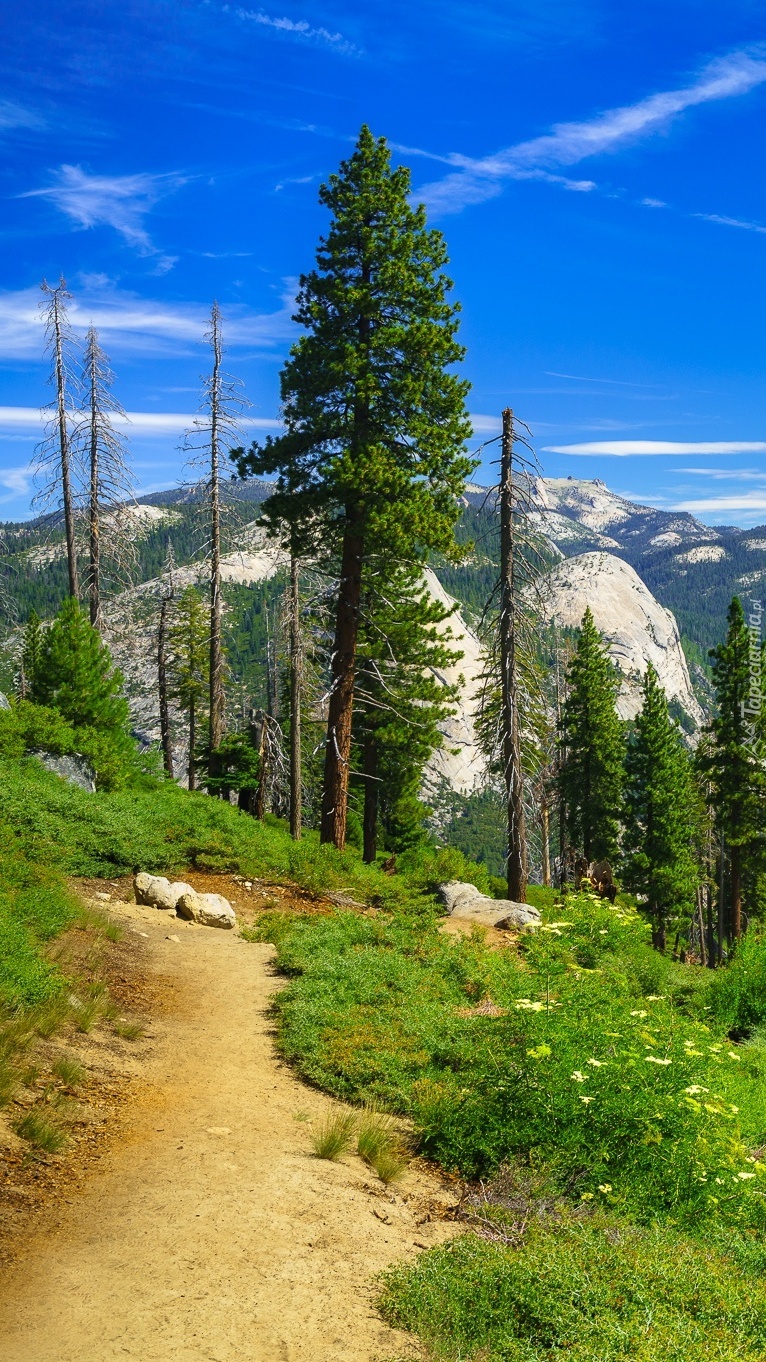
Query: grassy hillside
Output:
[[5, 752, 766, 1358], [253, 882, 766, 1359]]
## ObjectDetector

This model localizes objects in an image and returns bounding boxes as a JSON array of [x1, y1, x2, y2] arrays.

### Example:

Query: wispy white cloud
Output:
[[669, 467, 766, 479], [415, 50, 766, 214], [0, 407, 281, 436], [0, 464, 34, 503], [20, 166, 188, 256], [225, 6, 358, 55], [0, 100, 44, 133], [695, 211, 766, 235], [544, 370, 662, 388], [0, 283, 297, 360], [672, 492, 766, 513], [543, 441, 766, 456]]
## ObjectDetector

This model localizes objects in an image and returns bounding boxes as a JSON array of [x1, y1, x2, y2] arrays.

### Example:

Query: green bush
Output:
[[0, 820, 78, 1007], [379, 1223, 766, 1361], [262, 893, 766, 1226], [706, 931, 766, 1036]]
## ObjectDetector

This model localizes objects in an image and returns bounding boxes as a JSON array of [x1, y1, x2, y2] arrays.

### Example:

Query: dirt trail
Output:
[[0, 898, 455, 1361]]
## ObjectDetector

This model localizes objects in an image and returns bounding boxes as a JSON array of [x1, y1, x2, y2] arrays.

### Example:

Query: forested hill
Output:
[[0, 474, 762, 668]]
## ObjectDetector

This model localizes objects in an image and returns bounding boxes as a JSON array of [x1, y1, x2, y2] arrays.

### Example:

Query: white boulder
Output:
[[134, 873, 194, 912], [438, 881, 541, 931], [176, 889, 236, 930]]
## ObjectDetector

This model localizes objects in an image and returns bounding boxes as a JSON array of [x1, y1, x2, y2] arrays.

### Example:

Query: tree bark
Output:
[[88, 352, 100, 629], [362, 735, 378, 864], [254, 712, 267, 820], [320, 526, 363, 849], [158, 596, 174, 779], [188, 698, 196, 791], [208, 303, 225, 764], [499, 408, 528, 902], [289, 553, 302, 841], [541, 798, 551, 888], [51, 291, 79, 600], [706, 883, 716, 969], [730, 842, 742, 941], [718, 831, 726, 964]]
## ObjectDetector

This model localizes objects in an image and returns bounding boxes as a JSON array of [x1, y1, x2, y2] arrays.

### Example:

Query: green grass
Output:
[[310, 1110, 356, 1160], [51, 1054, 86, 1087], [14, 1107, 68, 1154], [357, 1109, 409, 1183], [379, 1222, 766, 1361], [259, 895, 766, 1227]]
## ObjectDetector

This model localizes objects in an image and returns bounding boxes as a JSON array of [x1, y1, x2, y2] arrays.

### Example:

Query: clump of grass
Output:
[[357, 1108, 409, 1183], [30, 996, 71, 1038], [52, 1054, 86, 1087], [311, 1109, 356, 1161], [369, 1145, 409, 1185], [112, 1019, 143, 1040], [73, 982, 112, 1034], [15, 1107, 67, 1154], [75, 905, 123, 942]]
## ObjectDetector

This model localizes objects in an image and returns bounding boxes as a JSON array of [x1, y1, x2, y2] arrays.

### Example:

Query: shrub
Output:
[[262, 894, 766, 1226], [707, 931, 766, 1035], [379, 1223, 766, 1361]]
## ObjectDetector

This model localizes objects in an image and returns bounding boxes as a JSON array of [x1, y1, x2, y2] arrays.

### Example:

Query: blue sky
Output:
[[2, 1, 766, 524]]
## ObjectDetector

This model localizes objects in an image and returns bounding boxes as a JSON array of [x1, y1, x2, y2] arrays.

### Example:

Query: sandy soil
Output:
[[0, 895, 457, 1362]]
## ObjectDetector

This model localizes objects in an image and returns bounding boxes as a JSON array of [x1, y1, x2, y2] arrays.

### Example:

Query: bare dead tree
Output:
[[289, 550, 303, 840], [183, 302, 246, 780], [499, 409, 528, 901], [157, 548, 176, 779], [79, 326, 136, 629], [474, 419, 553, 895], [34, 279, 81, 598]]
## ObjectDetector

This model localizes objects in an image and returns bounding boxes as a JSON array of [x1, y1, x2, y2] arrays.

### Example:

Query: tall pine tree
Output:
[[559, 607, 624, 865], [704, 596, 765, 940], [622, 664, 700, 950], [236, 127, 472, 849]]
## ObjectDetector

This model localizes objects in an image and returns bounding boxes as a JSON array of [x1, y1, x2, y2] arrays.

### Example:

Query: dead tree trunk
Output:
[[541, 797, 551, 888], [254, 712, 268, 820], [499, 408, 528, 902], [188, 698, 197, 792], [320, 525, 363, 849], [44, 282, 79, 600], [88, 364, 101, 628], [208, 302, 225, 764], [158, 595, 174, 779], [289, 553, 302, 841]]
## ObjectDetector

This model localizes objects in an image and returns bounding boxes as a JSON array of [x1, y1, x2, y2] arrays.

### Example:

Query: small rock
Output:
[[165, 934, 181, 943], [94, 891, 111, 901], [176, 889, 236, 930], [437, 881, 541, 931], [134, 872, 194, 912], [205, 1126, 231, 1136]]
